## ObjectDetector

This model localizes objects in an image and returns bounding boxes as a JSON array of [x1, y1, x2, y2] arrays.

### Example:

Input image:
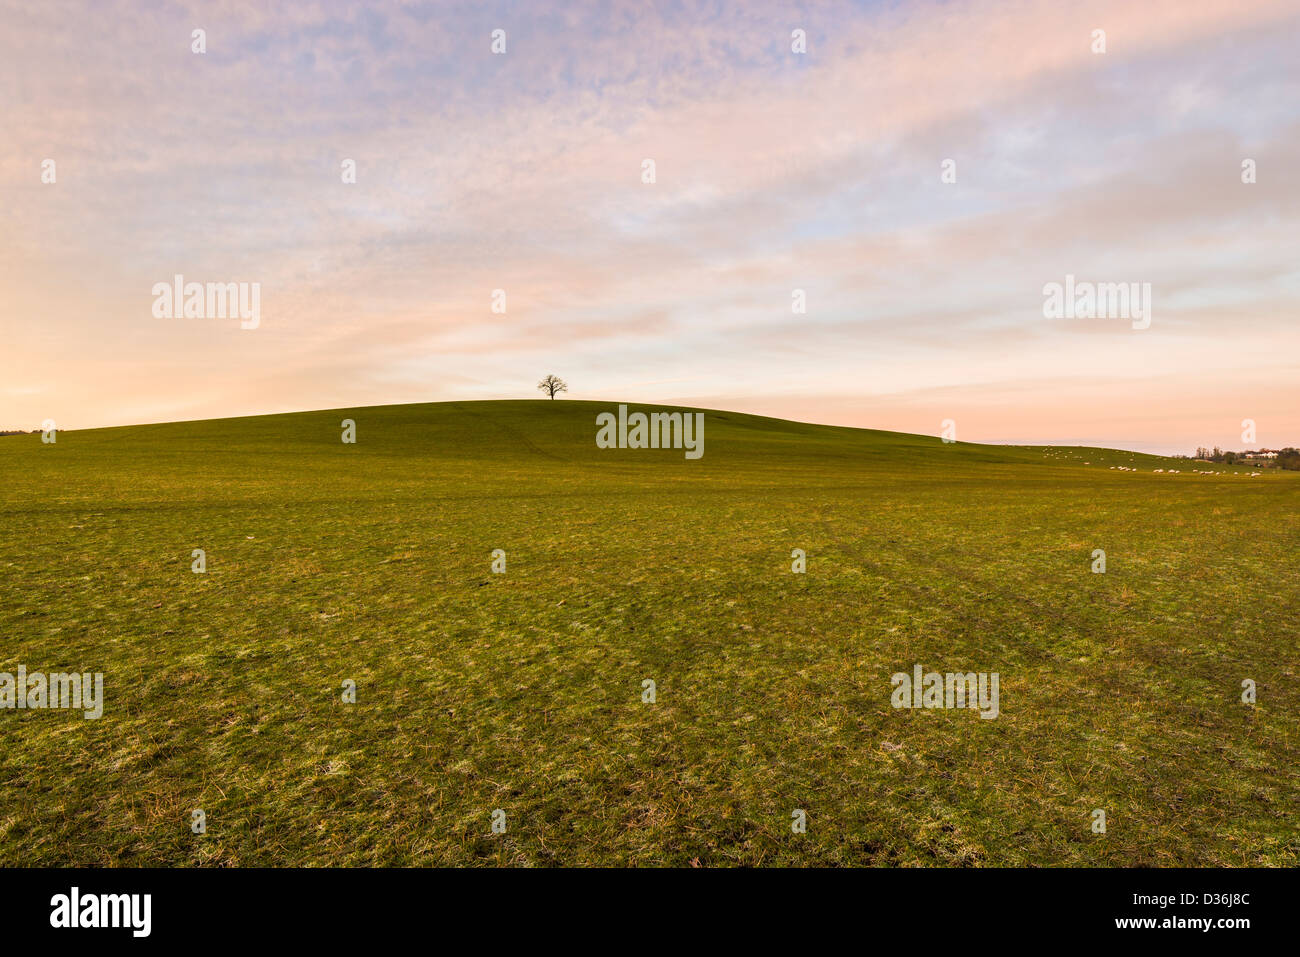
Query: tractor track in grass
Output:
[[450, 402, 569, 464]]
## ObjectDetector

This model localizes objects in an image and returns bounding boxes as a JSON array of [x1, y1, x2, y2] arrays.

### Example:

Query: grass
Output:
[[0, 399, 1295, 866]]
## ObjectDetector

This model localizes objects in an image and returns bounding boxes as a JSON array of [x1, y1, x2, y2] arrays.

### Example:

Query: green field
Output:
[[1, 400, 1295, 866]]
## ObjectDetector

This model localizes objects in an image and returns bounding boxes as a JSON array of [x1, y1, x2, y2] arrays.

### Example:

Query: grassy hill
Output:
[[0, 399, 1295, 866]]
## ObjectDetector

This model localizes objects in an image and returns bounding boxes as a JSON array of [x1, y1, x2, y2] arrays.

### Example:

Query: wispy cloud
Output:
[[1, 0, 1297, 452]]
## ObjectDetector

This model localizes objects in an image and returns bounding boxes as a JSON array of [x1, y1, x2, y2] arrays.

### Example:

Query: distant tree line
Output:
[[1185, 446, 1300, 470]]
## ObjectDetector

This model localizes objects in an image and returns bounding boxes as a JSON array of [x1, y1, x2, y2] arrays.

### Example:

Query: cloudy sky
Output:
[[2, 0, 1297, 453]]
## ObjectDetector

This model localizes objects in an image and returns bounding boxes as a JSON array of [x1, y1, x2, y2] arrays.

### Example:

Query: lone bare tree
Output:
[[538, 374, 568, 399]]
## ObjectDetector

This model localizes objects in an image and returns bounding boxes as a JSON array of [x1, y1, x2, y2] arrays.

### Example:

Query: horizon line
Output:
[[5, 397, 1291, 459]]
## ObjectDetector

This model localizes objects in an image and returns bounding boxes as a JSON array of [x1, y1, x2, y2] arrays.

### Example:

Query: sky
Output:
[[2, 0, 1298, 454]]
